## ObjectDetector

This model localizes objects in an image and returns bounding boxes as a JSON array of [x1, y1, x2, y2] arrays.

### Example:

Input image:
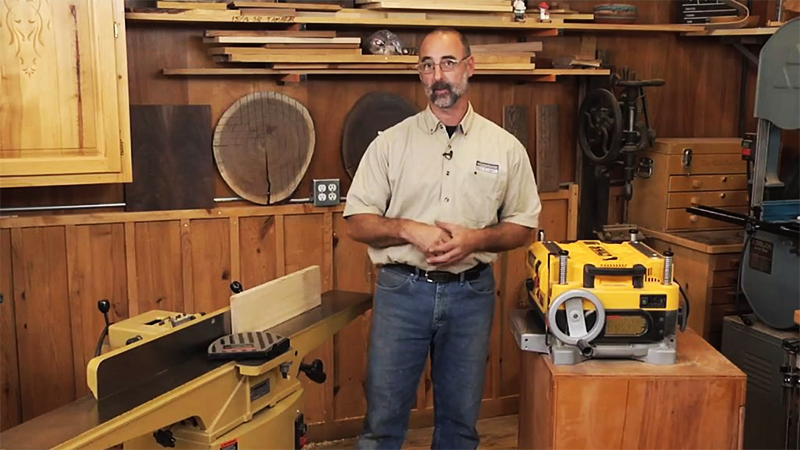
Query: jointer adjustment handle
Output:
[[300, 359, 327, 384]]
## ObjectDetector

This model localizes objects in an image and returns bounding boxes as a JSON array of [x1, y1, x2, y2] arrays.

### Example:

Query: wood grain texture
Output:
[[535, 104, 560, 192], [126, 105, 214, 212], [239, 216, 279, 289], [332, 213, 372, 420], [520, 330, 746, 450], [134, 221, 184, 313], [190, 219, 232, 314], [11, 227, 75, 420], [65, 224, 128, 398], [230, 265, 321, 333], [0, 229, 21, 431]]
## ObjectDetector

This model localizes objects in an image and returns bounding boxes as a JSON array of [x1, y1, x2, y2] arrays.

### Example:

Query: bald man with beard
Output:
[[344, 28, 542, 449]]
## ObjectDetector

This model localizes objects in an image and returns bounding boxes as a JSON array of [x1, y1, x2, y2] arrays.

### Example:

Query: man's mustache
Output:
[[430, 81, 452, 93]]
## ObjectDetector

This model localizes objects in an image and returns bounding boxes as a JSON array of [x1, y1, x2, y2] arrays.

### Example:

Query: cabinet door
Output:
[[0, 0, 131, 186]]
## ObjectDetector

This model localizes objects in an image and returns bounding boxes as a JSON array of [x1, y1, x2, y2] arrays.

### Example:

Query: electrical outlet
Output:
[[313, 179, 341, 207]]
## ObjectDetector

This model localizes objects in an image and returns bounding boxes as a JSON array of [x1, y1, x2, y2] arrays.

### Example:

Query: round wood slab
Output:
[[213, 92, 315, 204], [342, 91, 418, 178]]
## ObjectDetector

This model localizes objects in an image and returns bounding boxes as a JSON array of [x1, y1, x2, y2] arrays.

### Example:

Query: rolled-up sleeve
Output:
[[499, 142, 541, 228], [344, 136, 391, 218]]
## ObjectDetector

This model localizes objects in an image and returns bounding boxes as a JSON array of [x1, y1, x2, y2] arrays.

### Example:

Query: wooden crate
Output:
[[518, 329, 747, 450], [642, 227, 749, 348], [629, 138, 748, 232]]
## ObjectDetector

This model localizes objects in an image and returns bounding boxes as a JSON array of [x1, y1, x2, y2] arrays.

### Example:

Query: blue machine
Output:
[[689, 19, 799, 330]]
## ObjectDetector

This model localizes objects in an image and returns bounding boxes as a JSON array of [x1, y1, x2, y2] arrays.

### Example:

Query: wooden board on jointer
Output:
[[230, 265, 321, 334], [190, 219, 232, 314], [0, 229, 21, 431], [11, 228, 76, 421], [535, 104, 560, 193], [65, 224, 128, 398]]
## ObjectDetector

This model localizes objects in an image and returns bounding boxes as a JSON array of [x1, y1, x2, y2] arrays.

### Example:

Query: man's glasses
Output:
[[417, 56, 470, 74]]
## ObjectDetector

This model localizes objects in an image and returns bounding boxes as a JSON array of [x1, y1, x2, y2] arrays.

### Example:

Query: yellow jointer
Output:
[[1, 290, 372, 450]]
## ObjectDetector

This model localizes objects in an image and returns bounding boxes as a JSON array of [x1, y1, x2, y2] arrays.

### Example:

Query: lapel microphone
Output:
[[443, 150, 453, 160]]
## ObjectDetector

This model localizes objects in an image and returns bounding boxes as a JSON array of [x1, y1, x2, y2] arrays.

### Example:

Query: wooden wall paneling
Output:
[[230, 217, 241, 285], [332, 213, 372, 421], [0, 229, 21, 430], [10, 227, 75, 420], [125, 223, 139, 317], [239, 216, 279, 289], [126, 25, 190, 105], [134, 221, 184, 313], [285, 214, 329, 423], [499, 245, 527, 398], [489, 260, 504, 399], [190, 219, 232, 314], [65, 224, 128, 398], [180, 219, 194, 314]]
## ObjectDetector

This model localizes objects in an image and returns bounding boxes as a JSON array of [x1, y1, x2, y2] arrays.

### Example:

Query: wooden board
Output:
[[222, 53, 416, 63], [205, 30, 338, 37], [208, 47, 362, 56], [11, 227, 76, 420], [795, 310, 800, 325], [65, 224, 128, 398], [232, 1, 343, 10], [358, 2, 511, 12], [157, 1, 230, 9], [230, 265, 321, 333], [0, 229, 21, 431], [125, 105, 214, 212], [535, 104, 560, 193], [470, 42, 543, 53], [205, 36, 361, 44], [503, 105, 529, 150], [213, 92, 315, 205]]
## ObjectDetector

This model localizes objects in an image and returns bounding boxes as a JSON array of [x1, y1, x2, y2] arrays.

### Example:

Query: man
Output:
[[344, 28, 542, 449]]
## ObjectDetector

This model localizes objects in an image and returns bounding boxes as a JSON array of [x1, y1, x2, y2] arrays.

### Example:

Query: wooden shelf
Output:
[[683, 27, 778, 36], [162, 67, 610, 78], [125, 10, 699, 32]]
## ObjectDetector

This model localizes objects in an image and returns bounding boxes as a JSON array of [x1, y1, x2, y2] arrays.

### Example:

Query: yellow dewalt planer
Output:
[[511, 230, 688, 365]]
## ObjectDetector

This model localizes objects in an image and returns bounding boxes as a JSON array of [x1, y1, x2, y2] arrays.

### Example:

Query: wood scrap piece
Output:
[[209, 47, 362, 55], [205, 30, 338, 38], [205, 36, 361, 44], [471, 42, 543, 53], [240, 8, 296, 16], [473, 53, 534, 64], [358, 2, 511, 12], [222, 52, 417, 63], [157, 1, 229, 9], [233, 0, 343, 10], [231, 266, 321, 333], [503, 105, 529, 151], [535, 104, 560, 192]]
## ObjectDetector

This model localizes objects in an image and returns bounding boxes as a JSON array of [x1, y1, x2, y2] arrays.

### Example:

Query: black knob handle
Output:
[[230, 281, 244, 294], [97, 299, 110, 314], [300, 359, 327, 384]]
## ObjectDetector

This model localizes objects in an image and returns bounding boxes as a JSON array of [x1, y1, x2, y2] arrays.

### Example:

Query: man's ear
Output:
[[466, 55, 476, 78]]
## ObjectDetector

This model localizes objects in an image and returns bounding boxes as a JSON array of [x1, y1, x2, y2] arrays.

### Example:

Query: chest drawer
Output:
[[669, 174, 748, 192], [667, 190, 749, 208], [666, 206, 749, 231], [666, 153, 747, 175]]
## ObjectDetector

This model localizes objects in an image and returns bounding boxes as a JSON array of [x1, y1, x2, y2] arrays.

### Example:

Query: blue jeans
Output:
[[357, 264, 496, 450]]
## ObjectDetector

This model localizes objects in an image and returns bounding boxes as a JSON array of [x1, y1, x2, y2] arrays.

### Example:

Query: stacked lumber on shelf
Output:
[[203, 30, 537, 73], [355, 0, 511, 13]]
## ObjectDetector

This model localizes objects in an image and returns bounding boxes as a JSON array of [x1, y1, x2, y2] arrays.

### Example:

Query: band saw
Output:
[[0, 283, 372, 450]]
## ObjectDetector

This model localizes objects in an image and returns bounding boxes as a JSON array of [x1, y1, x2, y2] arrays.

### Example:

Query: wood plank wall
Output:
[[0, 186, 577, 438], [0, 0, 758, 210]]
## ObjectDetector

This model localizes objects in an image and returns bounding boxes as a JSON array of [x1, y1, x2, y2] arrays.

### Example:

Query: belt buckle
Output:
[[424, 271, 449, 283]]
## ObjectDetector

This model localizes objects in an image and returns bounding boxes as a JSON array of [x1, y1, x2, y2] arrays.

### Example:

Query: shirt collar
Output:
[[422, 102, 475, 136]]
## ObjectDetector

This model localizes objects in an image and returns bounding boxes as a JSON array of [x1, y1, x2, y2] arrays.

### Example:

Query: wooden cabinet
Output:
[[518, 330, 746, 450], [642, 227, 749, 348], [630, 138, 748, 232], [0, 0, 131, 187]]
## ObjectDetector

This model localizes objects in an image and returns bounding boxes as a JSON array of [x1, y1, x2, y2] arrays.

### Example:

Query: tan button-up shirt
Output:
[[344, 103, 542, 273]]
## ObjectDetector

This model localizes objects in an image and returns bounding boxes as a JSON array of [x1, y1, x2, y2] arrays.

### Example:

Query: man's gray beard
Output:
[[426, 74, 469, 109]]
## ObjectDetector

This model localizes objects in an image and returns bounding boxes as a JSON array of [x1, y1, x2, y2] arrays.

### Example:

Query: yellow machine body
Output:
[[527, 240, 679, 315]]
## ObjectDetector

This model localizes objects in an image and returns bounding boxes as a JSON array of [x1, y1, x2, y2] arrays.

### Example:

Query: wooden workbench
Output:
[[518, 330, 746, 450]]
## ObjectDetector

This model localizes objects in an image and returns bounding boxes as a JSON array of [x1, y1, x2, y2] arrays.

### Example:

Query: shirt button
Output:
[[446, 171, 450, 176], [445, 197, 450, 202]]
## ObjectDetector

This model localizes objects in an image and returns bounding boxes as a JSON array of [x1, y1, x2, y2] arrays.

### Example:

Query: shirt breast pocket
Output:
[[460, 167, 503, 227]]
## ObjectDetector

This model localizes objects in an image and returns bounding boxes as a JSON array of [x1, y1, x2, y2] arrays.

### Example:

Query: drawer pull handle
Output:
[[722, 176, 728, 182], [720, 193, 726, 199], [692, 180, 702, 189], [691, 197, 699, 205], [690, 215, 699, 223]]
